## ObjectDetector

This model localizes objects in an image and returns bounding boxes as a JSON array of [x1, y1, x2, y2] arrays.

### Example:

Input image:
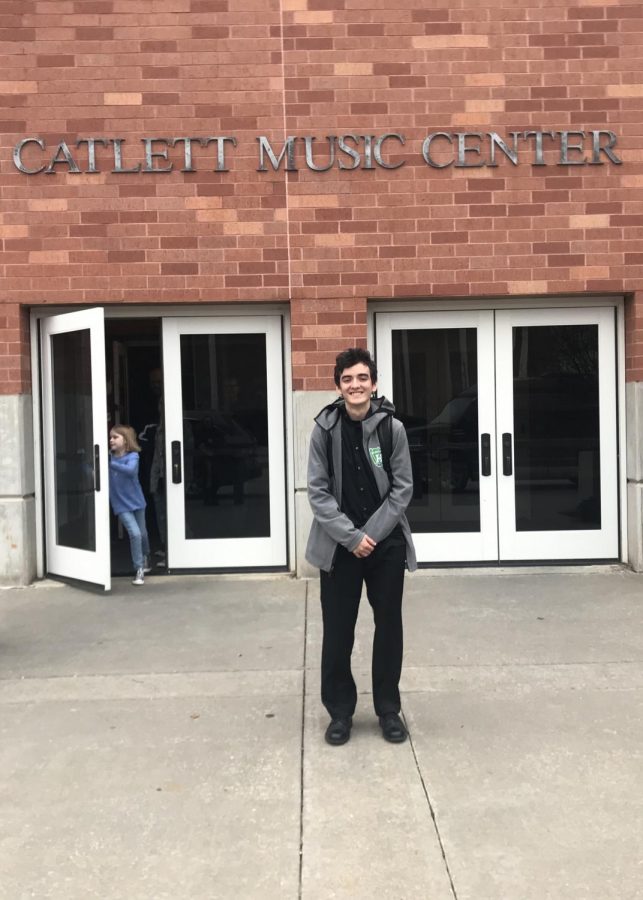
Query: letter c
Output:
[[374, 133, 406, 169], [13, 138, 46, 174], [422, 133, 454, 168]]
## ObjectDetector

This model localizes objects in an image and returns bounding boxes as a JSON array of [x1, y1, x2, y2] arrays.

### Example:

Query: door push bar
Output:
[[93, 444, 101, 491], [480, 433, 491, 476], [502, 433, 513, 476], [171, 440, 182, 484]]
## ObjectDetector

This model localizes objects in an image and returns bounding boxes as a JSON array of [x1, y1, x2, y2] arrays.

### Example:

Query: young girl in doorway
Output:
[[109, 425, 151, 586]]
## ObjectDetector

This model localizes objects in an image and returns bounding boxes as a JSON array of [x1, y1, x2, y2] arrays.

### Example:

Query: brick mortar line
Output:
[[279, 0, 293, 303]]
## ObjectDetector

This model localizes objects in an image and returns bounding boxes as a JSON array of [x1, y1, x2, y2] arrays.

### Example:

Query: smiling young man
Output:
[[306, 347, 417, 745]]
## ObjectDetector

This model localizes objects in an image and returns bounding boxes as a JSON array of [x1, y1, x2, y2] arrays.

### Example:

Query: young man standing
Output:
[[306, 347, 417, 746]]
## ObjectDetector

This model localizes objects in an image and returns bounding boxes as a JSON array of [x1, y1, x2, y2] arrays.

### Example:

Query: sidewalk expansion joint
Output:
[[0, 666, 304, 683], [407, 719, 459, 900]]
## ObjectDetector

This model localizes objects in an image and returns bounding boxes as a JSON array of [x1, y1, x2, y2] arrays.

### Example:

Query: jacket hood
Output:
[[313, 395, 395, 432]]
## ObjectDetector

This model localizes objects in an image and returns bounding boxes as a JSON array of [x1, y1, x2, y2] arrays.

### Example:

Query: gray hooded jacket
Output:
[[305, 396, 417, 573]]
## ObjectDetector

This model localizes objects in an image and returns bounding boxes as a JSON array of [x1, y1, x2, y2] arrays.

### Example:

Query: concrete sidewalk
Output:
[[0, 567, 641, 899]]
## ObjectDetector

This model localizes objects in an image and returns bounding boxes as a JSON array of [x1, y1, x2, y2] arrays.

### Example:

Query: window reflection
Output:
[[180, 334, 270, 540], [392, 328, 480, 533], [52, 329, 96, 551], [513, 325, 601, 531]]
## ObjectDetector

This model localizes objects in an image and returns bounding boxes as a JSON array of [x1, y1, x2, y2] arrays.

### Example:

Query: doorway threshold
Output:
[[412, 563, 626, 577]]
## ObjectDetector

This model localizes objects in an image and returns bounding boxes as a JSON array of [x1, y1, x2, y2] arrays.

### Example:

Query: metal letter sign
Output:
[[13, 130, 622, 174]]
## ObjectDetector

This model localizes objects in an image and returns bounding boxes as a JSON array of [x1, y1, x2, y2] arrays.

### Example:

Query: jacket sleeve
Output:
[[307, 425, 364, 552], [362, 420, 414, 542], [109, 453, 139, 478]]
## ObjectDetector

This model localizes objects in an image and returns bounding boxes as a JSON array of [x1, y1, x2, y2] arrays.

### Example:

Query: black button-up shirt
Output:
[[340, 411, 382, 529]]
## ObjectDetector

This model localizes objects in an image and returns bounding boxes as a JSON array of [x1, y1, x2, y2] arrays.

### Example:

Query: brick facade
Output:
[[1, 0, 643, 390]]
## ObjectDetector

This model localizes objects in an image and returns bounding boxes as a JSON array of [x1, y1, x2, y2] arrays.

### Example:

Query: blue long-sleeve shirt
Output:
[[108, 451, 146, 515]]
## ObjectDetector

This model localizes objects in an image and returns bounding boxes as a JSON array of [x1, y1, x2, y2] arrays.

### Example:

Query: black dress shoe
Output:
[[378, 712, 408, 743], [325, 717, 352, 746]]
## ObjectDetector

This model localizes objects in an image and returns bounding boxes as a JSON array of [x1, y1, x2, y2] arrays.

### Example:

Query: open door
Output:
[[41, 308, 111, 591]]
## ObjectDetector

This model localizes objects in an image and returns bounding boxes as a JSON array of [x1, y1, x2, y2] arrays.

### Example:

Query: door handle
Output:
[[480, 433, 491, 476], [171, 440, 182, 484], [93, 444, 101, 491], [502, 432, 513, 476]]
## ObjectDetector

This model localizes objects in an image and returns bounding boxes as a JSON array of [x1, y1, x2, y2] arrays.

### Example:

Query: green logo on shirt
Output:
[[369, 446, 383, 468]]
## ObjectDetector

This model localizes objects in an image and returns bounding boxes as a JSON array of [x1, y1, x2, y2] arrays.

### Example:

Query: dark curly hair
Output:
[[333, 347, 377, 387]]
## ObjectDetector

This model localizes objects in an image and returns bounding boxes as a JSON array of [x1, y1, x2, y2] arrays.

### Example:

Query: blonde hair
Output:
[[110, 425, 141, 453]]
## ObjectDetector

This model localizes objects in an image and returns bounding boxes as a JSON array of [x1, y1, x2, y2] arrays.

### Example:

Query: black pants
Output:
[[319, 537, 406, 719]]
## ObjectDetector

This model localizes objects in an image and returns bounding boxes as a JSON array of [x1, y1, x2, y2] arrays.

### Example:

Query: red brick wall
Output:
[[1, 0, 643, 392]]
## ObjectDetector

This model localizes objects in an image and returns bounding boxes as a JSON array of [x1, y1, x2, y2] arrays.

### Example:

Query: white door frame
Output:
[[162, 315, 287, 569], [31, 305, 293, 580], [39, 308, 111, 590], [495, 306, 619, 561], [376, 309, 499, 563], [371, 296, 627, 565]]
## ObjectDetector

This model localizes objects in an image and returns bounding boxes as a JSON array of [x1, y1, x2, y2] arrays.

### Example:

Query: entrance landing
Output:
[[0, 570, 640, 898]]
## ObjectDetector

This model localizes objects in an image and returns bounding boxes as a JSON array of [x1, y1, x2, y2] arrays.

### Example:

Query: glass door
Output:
[[40, 308, 111, 590], [377, 305, 619, 565], [495, 307, 618, 561], [162, 316, 287, 569], [376, 311, 499, 563]]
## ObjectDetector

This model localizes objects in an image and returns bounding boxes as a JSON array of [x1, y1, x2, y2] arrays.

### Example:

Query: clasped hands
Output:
[[352, 535, 376, 558]]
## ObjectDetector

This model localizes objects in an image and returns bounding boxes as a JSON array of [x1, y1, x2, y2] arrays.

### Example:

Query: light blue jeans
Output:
[[118, 508, 150, 570]]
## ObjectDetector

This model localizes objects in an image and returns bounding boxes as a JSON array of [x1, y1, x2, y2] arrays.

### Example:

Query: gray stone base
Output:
[[626, 382, 643, 572], [0, 496, 36, 585], [627, 483, 643, 572], [293, 390, 334, 579], [295, 490, 316, 578], [626, 381, 643, 482], [0, 394, 36, 586]]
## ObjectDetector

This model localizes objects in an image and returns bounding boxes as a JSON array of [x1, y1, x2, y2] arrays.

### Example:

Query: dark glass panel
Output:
[[180, 333, 270, 540], [51, 329, 96, 551], [391, 328, 480, 533], [512, 324, 601, 531]]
